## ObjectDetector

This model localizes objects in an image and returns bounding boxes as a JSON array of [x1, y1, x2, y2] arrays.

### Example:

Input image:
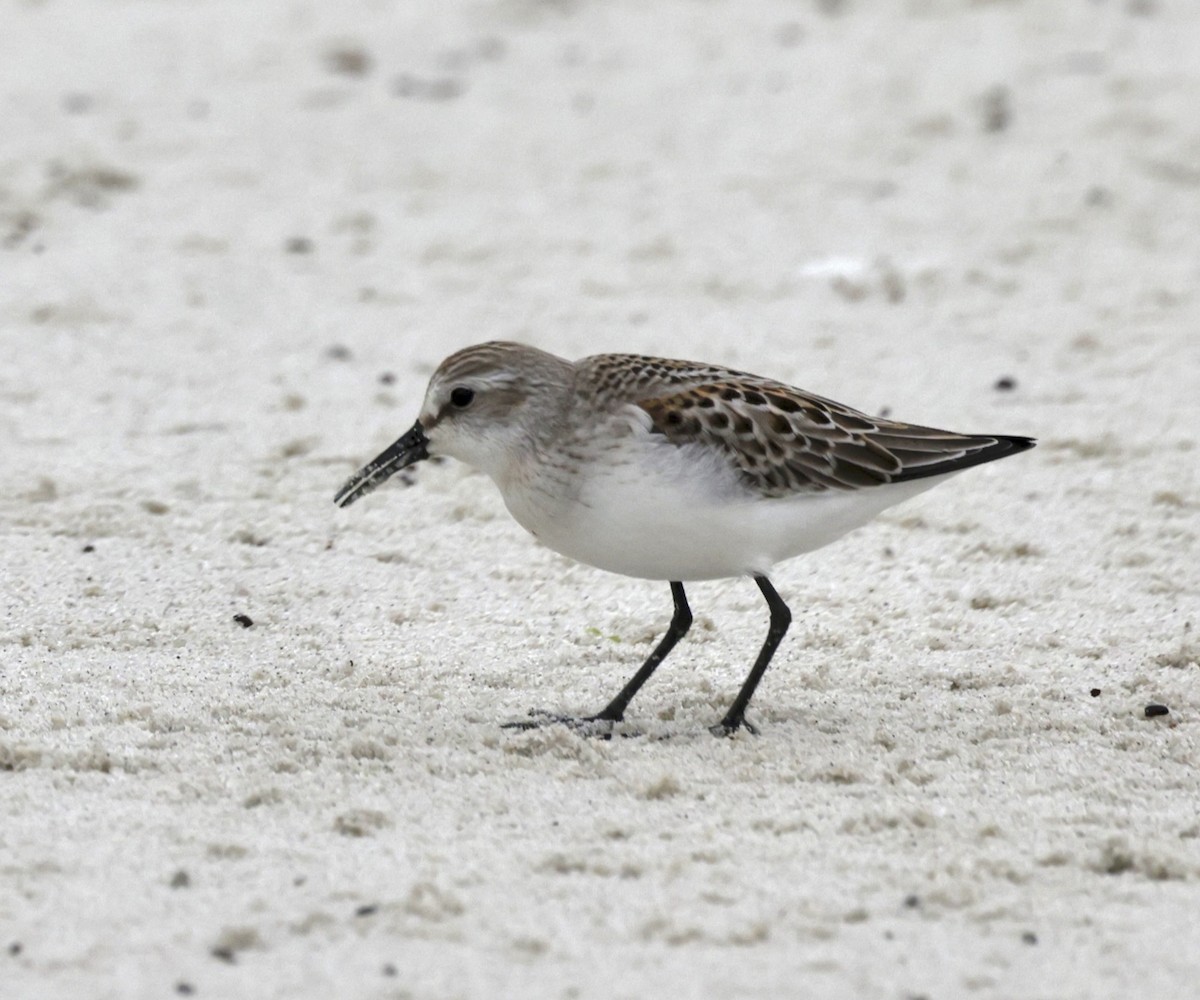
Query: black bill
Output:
[[333, 420, 429, 509]]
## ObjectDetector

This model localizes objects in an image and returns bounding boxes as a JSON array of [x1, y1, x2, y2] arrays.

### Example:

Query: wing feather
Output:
[[619, 371, 1032, 498]]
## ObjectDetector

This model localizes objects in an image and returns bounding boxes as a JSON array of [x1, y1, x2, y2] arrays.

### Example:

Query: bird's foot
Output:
[[501, 710, 617, 740], [708, 716, 760, 738]]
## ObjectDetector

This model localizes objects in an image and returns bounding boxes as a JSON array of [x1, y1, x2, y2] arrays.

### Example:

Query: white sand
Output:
[[3, 1, 1199, 997]]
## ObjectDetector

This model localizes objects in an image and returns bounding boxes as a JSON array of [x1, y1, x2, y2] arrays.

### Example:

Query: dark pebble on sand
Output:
[[378, 371, 396, 385], [63, 92, 94, 114], [324, 45, 372, 77], [355, 904, 378, 917], [980, 85, 1012, 133], [994, 376, 1017, 391], [8, 942, 22, 956], [1145, 704, 1169, 718], [233, 614, 254, 629], [82, 544, 95, 553], [176, 983, 195, 996], [1090, 688, 1101, 697]]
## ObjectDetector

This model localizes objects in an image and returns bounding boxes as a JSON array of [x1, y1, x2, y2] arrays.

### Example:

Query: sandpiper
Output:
[[334, 342, 1034, 735]]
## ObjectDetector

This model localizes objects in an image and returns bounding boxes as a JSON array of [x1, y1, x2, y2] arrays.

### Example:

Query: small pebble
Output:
[[902, 894, 920, 909], [325, 45, 372, 77], [8, 942, 22, 956], [325, 344, 353, 361], [1021, 931, 1038, 945], [285, 236, 313, 254], [355, 904, 378, 917], [994, 376, 1017, 391], [980, 85, 1012, 133], [176, 983, 195, 996], [382, 963, 398, 977], [63, 92, 94, 114], [1090, 688, 1101, 697], [1145, 703, 1170, 718], [210, 946, 235, 964], [378, 371, 396, 385], [82, 544, 95, 553], [233, 614, 254, 629]]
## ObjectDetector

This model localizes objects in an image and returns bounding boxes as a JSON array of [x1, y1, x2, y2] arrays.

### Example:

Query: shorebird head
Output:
[[333, 341, 573, 508]]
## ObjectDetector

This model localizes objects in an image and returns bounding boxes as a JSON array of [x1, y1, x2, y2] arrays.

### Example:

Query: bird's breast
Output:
[[495, 430, 767, 580]]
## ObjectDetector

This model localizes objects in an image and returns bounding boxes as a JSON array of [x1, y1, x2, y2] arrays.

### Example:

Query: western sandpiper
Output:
[[334, 342, 1034, 736]]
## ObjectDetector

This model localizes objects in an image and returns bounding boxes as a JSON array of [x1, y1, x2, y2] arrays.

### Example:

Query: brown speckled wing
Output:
[[628, 375, 1033, 498], [583, 353, 755, 398]]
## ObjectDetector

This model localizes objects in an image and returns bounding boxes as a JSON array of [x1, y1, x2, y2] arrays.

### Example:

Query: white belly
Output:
[[499, 433, 952, 582]]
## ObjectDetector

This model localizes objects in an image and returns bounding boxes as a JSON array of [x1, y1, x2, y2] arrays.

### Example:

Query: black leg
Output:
[[711, 576, 791, 737], [589, 581, 692, 722], [502, 582, 692, 734]]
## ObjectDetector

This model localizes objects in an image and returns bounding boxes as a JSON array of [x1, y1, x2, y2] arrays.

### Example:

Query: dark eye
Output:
[[449, 386, 475, 409]]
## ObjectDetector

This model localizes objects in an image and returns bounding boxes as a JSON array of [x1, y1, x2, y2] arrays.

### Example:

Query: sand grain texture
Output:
[[2, 2, 1199, 998]]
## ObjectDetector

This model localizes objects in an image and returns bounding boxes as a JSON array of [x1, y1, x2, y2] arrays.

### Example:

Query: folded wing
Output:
[[633, 377, 1034, 498]]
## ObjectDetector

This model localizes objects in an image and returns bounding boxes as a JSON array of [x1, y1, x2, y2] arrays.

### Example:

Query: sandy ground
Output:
[[3, 1, 1200, 997]]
